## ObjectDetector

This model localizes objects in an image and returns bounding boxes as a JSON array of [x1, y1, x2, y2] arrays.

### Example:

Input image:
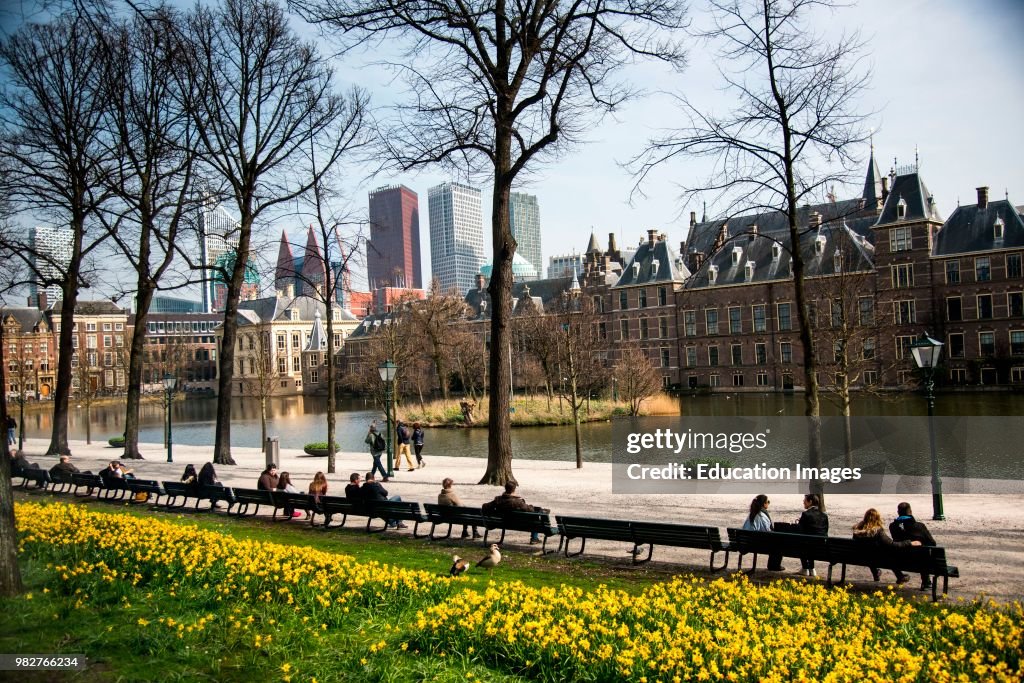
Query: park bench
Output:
[[423, 504, 485, 541], [72, 473, 103, 497], [17, 467, 51, 492], [229, 488, 275, 517], [271, 491, 319, 522], [727, 528, 828, 573], [631, 521, 731, 572], [125, 479, 164, 505], [482, 509, 560, 553], [48, 469, 76, 494], [825, 537, 959, 601], [363, 500, 429, 534], [318, 496, 363, 529], [557, 515, 635, 559], [98, 476, 130, 502]]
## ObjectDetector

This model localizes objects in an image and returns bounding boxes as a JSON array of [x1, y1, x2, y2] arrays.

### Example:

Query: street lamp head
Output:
[[163, 373, 177, 391], [910, 333, 944, 371], [378, 359, 398, 383]]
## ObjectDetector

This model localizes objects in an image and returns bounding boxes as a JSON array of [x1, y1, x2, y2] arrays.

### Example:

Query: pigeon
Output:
[[476, 544, 502, 570], [449, 555, 469, 577]]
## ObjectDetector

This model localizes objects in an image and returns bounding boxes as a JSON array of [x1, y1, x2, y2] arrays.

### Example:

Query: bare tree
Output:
[[73, 351, 102, 445], [294, 0, 689, 485], [179, 0, 366, 466], [406, 280, 469, 402], [547, 291, 606, 468], [235, 323, 278, 450], [633, 0, 871, 502], [0, 323, 22, 595], [614, 347, 662, 417], [0, 9, 118, 456], [92, 5, 199, 460]]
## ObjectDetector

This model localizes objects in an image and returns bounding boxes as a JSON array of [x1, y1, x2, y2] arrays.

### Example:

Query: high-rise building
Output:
[[198, 196, 240, 313], [509, 192, 541, 281], [368, 185, 422, 289], [428, 182, 485, 294], [29, 225, 73, 306]]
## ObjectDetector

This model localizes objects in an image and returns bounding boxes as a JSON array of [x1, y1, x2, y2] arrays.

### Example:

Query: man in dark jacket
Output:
[[361, 472, 407, 529], [49, 455, 80, 482], [796, 493, 829, 577], [482, 482, 542, 544], [889, 502, 937, 590]]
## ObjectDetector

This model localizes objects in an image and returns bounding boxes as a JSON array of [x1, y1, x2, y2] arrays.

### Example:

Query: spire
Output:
[[274, 230, 295, 291], [300, 225, 326, 296], [862, 142, 882, 208], [304, 309, 327, 352], [570, 268, 581, 292], [586, 231, 601, 254]]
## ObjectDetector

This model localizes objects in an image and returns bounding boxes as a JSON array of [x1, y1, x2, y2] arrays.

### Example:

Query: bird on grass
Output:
[[476, 544, 502, 570], [449, 555, 469, 577]]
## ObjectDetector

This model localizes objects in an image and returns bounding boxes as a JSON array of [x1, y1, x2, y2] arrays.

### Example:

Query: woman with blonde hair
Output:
[[308, 471, 329, 521], [852, 508, 921, 584]]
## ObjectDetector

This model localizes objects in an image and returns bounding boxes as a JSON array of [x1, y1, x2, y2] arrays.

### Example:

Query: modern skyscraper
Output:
[[198, 195, 241, 313], [29, 225, 73, 306], [509, 192, 541, 281], [368, 185, 422, 289], [428, 182, 485, 294]]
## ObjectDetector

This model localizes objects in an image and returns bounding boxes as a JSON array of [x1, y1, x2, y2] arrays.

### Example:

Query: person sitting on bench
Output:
[[773, 493, 828, 577], [853, 507, 921, 584], [483, 482, 542, 545], [889, 502, 937, 590]]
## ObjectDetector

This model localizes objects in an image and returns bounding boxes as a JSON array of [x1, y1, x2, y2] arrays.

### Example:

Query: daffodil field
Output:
[[8, 501, 1024, 682]]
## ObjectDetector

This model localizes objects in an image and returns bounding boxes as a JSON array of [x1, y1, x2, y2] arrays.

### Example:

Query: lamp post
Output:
[[163, 373, 177, 463], [378, 360, 397, 478], [612, 376, 618, 403], [910, 333, 944, 521]]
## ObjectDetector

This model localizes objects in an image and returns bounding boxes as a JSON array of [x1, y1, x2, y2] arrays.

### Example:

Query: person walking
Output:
[[889, 502, 938, 590], [6, 415, 16, 446], [412, 423, 426, 469], [364, 424, 389, 482], [396, 421, 416, 472]]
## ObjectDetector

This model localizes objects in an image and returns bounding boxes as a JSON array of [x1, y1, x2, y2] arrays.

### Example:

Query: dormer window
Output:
[[632, 261, 641, 279], [290, 309, 300, 321], [651, 259, 660, 277], [731, 246, 743, 266], [744, 261, 755, 282], [707, 264, 718, 285], [994, 216, 1005, 240], [814, 234, 826, 254], [833, 248, 842, 273], [897, 196, 907, 219], [772, 243, 782, 260]]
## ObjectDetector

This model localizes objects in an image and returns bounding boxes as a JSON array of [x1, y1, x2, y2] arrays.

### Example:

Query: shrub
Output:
[[108, 436, 125, 448]]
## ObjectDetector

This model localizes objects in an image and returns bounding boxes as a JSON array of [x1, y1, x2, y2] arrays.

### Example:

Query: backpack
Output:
[[373, 432, 386, 452]]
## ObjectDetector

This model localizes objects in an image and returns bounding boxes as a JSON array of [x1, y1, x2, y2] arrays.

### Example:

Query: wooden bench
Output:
[[727, 528, 828, 573], [229, 488, 276, 517], [631, 521, 730, 571], [98, 476, 130, 502], [423, 504, 485, 541], [557, 516, 635, 559], [47, 469, 76, 494], [18, 467, 51, 491], [319, 496, 364, 529], [482, 509, 560, 553], [125, 479, 164, 505], [72, 473, 103, 497], [271, 492, 319, 522], [825, 537, 959, 601], [364, 500, 429, 535]]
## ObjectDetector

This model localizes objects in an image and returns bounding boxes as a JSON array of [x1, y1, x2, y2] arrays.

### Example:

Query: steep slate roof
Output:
[[684, 220, 875, 289], [613, 235, 689, 287], [465, 276, 575, 317], [933, 198, 1024, 256], [235, 295, 328, 326], [1, 307, 49, 332], [51, 300, 127, 316], [875, 172, 943, 225], [348, 311, 394, 340], [304, 311, 328, 351], [585, 232, 601, 254], [863, 146, 883, 208]]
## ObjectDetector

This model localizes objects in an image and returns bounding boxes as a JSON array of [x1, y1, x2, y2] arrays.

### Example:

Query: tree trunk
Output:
[[213, 215, 254, 467], [479, 145, 516, 485], [123, 283, 155, 459], [47, 238, 82, 456], [326, 300, 337, 474], [260, 395, 267, 449], [85, 401, 92, 445], [0, 326, 24, 595], [842, 387, 853, 468], [573, 398, 583, 469]]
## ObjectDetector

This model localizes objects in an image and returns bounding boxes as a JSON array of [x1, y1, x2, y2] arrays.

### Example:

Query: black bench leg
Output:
[[564, 537, 585, 558], [413, 521, 428, 539], [632, 543, 652, 566], [710, 550, 729, 573]]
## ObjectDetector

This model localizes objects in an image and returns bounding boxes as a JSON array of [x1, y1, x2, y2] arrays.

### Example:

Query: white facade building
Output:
[[428, 182, 485, 294], [509, 192, 541, 281], [29, 225, 73, 306]]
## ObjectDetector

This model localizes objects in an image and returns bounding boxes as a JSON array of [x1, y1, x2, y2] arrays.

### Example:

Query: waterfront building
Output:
[[1, 306, 56, 400], [509, 192, 541, 280], [368, 185, 422, 289], [141, 310, 222, 391], [428, 182, 485, 294], [52, 300, 130, 395]]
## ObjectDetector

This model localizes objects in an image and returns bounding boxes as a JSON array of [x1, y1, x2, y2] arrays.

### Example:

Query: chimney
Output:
[[881, 176, 889, 203], [810, 212, 822, 229], [713, 224, 728, 251], [688, 250, 705, 271], [647, 228, 657, 246], [689, 211, 697, 229], [977, 186, 989, 209], [607, 232, 617, 254], [284, 284, 294, 299], [748, 223, 759, 240], [35, 291, 48, 310]]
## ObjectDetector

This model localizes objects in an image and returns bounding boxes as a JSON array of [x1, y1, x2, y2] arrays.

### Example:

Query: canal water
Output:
[[21, 392, 1024, 479]]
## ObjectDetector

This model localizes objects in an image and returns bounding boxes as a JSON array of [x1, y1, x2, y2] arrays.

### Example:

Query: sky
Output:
[[3, 0, 1024, 299]]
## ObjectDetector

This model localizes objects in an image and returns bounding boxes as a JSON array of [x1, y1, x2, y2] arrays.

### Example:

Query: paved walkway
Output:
[[14, 437, 1024, 603]]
